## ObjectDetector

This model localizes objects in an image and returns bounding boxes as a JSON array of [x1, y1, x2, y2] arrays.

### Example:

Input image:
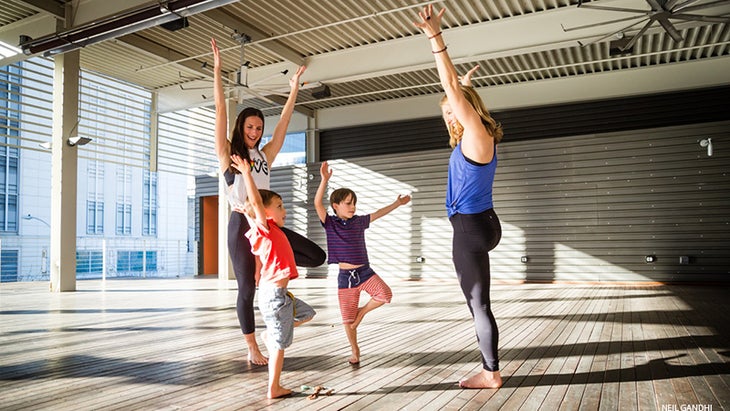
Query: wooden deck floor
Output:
[[1, 277, 728, 410]]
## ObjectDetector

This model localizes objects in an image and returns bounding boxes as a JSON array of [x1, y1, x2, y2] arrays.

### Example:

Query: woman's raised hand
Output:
[[211, 38, 221, 71], [414, 4, 445, 37], [289, 65, 307, 90]]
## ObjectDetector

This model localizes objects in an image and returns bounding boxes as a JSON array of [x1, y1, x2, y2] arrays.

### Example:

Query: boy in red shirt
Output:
[[233, 154, 316, 399]]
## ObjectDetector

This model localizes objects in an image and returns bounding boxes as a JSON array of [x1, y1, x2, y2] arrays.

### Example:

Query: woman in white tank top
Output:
[[212, 38, 325, 366]]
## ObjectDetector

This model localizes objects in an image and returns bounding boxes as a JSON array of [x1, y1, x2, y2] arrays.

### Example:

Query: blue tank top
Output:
[[446, 143, 497, 218]]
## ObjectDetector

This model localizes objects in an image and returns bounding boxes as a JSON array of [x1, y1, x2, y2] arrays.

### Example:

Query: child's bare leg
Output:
[[244, 332, 268, 365], [267, 348, 291, 399], [343, 324, 360, 364], [350, 299, 384, 329], [459, 369, 502, 389]]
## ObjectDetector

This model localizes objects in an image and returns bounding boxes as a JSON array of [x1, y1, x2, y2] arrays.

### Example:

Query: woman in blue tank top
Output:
[[415, 5, 505, 389]]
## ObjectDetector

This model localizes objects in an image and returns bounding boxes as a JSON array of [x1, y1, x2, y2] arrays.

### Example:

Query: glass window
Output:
[[116, 166, 132, 235], [116, 250, 157, 273], [115, 203, 132, 235], [86, 161, 104, 234], [86, 200, 104, 234], [0, 64, 20, 232], [76, 250, 103, 276], [142, 170, 157, 236], [260, 131, 306, 167], [1, 249, 19, 282]]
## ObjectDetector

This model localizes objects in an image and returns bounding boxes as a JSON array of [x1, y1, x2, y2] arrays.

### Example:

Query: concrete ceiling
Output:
[[1, 0, 729, 130]]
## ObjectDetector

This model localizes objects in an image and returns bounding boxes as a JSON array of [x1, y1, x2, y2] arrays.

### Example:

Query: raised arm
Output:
[[212, 38, 231, 172], [414, 6, 493, 163], [314, 161, 332, 224], [261, 66, 306, 165], [370, 194, 412, 223], [232, 154, 267, 226]]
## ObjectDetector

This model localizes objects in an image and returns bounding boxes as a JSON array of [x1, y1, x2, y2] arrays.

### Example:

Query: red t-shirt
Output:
[[245, 218, 298, 283]]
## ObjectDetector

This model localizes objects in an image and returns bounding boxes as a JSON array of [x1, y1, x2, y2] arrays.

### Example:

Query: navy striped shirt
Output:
[[322, 214, 370, 265]]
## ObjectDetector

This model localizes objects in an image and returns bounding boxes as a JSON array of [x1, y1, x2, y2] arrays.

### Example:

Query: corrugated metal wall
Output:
[[308, 121, 729, 282], [320, 86, 730, 158]]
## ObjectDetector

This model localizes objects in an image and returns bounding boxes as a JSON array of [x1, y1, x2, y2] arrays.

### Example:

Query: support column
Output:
[[149, 92, 159, 172], [50, 49, 80, 292], [307, 113, 319, 163], [218, 97, 237, 283]]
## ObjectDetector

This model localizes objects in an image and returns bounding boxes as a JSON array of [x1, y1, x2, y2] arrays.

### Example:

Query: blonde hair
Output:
[[440, 86, 503, 148]]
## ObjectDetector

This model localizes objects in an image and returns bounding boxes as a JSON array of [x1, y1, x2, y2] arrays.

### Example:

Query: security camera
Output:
[[67, 136, 92, 146]]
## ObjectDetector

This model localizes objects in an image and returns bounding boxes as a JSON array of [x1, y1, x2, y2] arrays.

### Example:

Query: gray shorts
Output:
[[258, 285, 316, 350]]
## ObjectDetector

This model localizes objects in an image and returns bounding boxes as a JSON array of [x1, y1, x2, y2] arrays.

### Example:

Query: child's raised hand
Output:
[[397, 194, 412, 205], [231, 154, 250, 175], [320, 161, 333, 180]]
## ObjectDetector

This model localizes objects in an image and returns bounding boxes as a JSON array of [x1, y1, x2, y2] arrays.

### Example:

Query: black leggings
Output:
[[228, 212, 326, 335], [450, 208, 502, 371]]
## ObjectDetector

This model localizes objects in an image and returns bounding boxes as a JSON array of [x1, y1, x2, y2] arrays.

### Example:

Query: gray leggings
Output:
[[450, 208, 502, 371]]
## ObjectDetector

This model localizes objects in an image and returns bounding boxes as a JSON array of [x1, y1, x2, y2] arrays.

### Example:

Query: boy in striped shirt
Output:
[[315, 161, 411, 365]]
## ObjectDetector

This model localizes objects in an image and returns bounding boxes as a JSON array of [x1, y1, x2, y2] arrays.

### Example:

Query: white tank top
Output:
[[226, 149, 271, 209]]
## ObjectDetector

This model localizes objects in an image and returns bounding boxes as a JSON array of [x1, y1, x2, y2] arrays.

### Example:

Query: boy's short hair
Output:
[[259, 189, 282, 207], [244, 189, 282, 219], [330, 188, 357, 210]]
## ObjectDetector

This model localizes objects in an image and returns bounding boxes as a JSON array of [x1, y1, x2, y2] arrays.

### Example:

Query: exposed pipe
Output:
[[19, 0, 242, 57]]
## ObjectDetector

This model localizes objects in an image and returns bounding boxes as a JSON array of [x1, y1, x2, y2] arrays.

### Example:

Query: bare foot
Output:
[[246, 332, 269, 366], [244, 332, 268, 365], [247, 349, 268, 366], [459, 370, 502, 389], [344, 325, 360, 364], [267, 386, 292, 399], [348, 348, 360, 365]]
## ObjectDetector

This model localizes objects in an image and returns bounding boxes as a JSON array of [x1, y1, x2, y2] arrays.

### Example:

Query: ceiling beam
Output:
[[265, 95, 314, 117], [17, 0, 65, 20], [315, 56, 730, 130], [202, 8, 304, 66], [242, 0, 730, 86], [126, 33, 315, 116], [117, 33, 211, 78]]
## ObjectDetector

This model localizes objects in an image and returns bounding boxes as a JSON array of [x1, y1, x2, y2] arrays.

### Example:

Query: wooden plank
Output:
[[522, 286, 600, 410], [1, 280, 728, 410]]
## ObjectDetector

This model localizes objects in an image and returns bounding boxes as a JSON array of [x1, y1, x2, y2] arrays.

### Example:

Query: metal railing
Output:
[[0, 236, 198, 282]]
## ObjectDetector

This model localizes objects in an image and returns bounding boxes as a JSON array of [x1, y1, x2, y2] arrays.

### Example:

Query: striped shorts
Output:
[[337, 273, 392, 324]]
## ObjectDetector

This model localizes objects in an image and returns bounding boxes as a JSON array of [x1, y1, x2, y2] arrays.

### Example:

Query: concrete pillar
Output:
[[49, 49, 80, 292], [307, 114, 319, 163], [149, 92, 159, 172]]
